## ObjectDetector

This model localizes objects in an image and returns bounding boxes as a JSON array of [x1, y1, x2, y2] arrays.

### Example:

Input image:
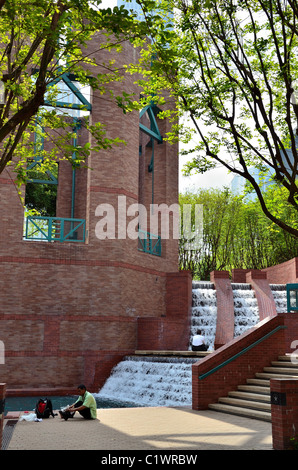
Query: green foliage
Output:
[[179, 186, 298, 279], [289, 435, 298, 450], [25, 165, 58, 216], [132, 0, 298, 238], [0, 0, 148, 185]]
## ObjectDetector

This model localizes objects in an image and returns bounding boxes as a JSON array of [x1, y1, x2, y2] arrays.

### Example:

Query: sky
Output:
[[179, 158, 232, 193], [98, 0, 233, 193]]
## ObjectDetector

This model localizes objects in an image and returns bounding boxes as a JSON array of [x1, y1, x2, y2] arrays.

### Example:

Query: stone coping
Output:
[[134, 350, 211, 357], [5, 387, 77, 398]]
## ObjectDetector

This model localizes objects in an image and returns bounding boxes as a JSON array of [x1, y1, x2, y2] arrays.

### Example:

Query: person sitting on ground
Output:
[[59, 384, 97, 420], [191, 329, 208, 351]]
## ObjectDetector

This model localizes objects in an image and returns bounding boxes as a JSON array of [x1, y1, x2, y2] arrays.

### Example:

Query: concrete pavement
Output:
[[3, 406, 273, 451]]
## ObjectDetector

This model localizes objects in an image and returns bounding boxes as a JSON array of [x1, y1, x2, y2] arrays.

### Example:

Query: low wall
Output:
[[192, 315, 291, 410], [232, 258, 298, 285], [262, 257, 298, 284]]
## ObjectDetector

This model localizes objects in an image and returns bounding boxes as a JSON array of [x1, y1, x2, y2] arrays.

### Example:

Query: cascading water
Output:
[[231, 283, 287, 336], [96, 282, 217, 407], [95, 356, 198, 407], [232, 283, 259, 337], [96, 281, 288, 407], [190, 282, 217, 350], [270, 284, 287, 313]]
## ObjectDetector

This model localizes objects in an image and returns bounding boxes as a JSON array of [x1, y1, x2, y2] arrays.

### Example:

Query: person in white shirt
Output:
[[192, 329, 208, 351]]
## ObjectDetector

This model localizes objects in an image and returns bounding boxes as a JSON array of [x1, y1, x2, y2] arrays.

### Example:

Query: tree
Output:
[[133, 0, 298, 238], [179, 188, 241, 279], [179, 187, 298, 279], [0, 0, 146, 184]]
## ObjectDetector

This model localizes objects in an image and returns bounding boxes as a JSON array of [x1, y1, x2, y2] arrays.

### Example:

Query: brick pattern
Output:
[[271, 378, 298, 450], [0, 36, 180, 392], [137, 271, 192, 351], [262, 257, 298, 284], [246, 270, 277, 320], [192, 315, 288, 410], [210, 271, 234, 349]]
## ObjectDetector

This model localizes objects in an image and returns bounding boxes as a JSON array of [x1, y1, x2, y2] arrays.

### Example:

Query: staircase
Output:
[[208, 354, 298, 421]]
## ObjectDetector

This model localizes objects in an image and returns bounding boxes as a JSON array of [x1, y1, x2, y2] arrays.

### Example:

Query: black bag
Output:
[[35, 398, 55, 419]]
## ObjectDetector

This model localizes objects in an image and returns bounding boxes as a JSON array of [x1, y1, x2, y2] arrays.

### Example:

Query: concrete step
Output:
[[263, 366, 298, 375], [208, 354, 298, 422], [237, 384, 270, 394], [228, 391, 270, 403], [278, 355, 298, 362], [246, 378, 270, 387], [134, 350, 210, 357], [271, 361, 298, 369], [218, 396, 271, 411], [255, 371, 298, 380], [208, 403, 271, 422]]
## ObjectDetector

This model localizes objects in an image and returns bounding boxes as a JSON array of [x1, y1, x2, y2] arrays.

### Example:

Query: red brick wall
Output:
[[0, 37, 180, 393], [137, 271, 192, 351], [280, 312, 298, 354], [262, 257, 298, 284], [246, 270, 277, 320], [271, 378, 298, 450], [231, 269, 250, 283], [192, 315, 288, 410], [210, 271, 234, 349]]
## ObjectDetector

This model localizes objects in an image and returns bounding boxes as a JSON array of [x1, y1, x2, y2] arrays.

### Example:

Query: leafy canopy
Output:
[[0, 0, 148, 186], [131, 0, 298, 238]]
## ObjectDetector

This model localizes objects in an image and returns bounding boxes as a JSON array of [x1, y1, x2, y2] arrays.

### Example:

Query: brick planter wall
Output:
[[192, 315, 287, 410]]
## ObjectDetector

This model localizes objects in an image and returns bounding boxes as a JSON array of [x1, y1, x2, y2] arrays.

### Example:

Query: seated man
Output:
[[59, 384, 97, 420], [191, 329, 208, 351]]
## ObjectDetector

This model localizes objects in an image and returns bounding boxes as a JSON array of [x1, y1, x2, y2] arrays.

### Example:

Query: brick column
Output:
[[210, 271, 234, 349], [166, 271, 192, 320], [0, 383, 6, 451], [271, 378, 298, 450], [246, 270, 277, 320]]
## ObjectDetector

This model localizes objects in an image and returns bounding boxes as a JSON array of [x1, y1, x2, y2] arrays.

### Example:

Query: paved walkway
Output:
[[4, 406, 273, 451]]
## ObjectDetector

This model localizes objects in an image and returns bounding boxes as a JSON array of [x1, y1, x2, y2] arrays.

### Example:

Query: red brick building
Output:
[[0, 36, 191, 393]]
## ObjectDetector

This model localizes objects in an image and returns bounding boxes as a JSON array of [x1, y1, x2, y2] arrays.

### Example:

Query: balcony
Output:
[[138, 229, 161, 256], [24, 216, 86, 243]]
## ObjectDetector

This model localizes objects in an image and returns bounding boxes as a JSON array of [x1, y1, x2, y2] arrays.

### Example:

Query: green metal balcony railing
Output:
[[24, 216, 86, 243], [138, 229, 161, 256], [287, 284, 298, 312]]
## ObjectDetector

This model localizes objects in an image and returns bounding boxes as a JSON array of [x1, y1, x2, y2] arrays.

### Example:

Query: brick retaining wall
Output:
[[192, 315, 290, 410]]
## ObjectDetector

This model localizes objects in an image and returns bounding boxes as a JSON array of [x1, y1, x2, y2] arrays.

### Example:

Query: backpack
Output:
[[35, 398, 55, 419]]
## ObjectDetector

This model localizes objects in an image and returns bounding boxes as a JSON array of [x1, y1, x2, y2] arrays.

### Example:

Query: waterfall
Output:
[[96, 281, 288, 408], [95, 356, 198, 407], [270, 284, 287, 313], [231, 283, 259, 337], [190, 282, 217, 350]]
